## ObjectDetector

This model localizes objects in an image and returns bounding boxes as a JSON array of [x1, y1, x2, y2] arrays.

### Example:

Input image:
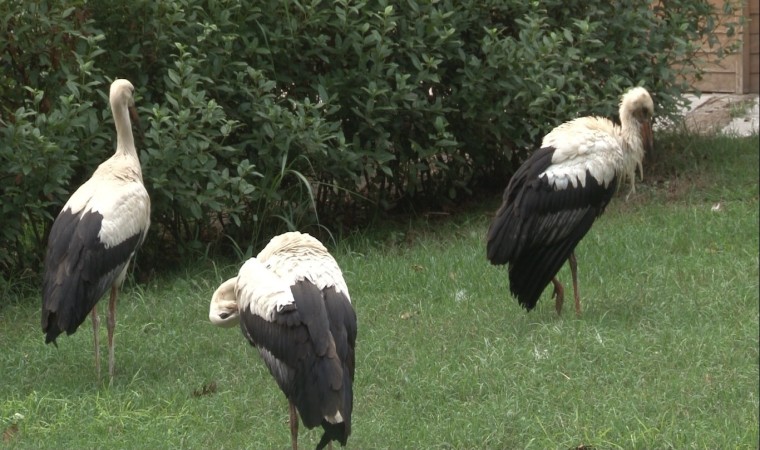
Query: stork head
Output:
[[619, 86, 654, 154], [209, 277, 240, 327], [110, 79, 136, 109], [110, 79, 139, 124], [109, 79, 141, 152]]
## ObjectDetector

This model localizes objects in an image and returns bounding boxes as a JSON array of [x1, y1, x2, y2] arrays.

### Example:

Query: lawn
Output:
[[1, 133, 758, 449]]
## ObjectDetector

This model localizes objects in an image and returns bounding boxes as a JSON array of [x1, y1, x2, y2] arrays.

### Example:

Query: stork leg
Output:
[[107, 285, 118, 381], [91, 305, 101, 381], [568, 252, 581, 316], [551, 277, 565, 315], [289, 400, 299, 450]]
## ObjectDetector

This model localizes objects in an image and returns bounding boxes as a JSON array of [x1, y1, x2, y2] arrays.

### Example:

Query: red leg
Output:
[[91, 304, 101, 381], [551, 277, 564, 315], [289, 401, 299, 450], [107, 285, 118, 381], [568, 252, 581, 316]]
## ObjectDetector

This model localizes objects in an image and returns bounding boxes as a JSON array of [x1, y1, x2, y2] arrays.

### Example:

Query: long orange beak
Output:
[[641, 120, 653, 155]]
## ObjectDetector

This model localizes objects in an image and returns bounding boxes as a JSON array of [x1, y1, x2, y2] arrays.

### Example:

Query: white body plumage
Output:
[[540, 116, 623, 190], [541, 86, 653, 194]]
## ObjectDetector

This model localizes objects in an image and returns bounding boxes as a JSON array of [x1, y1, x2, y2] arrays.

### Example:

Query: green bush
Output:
[[1, 0, 739, 281], [0, 2, 108, 276]]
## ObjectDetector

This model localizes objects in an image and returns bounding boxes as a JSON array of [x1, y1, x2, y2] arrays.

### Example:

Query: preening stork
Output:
[[210, 232, 357, 450], [486, 86, 654, 315], [41, 79, 150, 380]]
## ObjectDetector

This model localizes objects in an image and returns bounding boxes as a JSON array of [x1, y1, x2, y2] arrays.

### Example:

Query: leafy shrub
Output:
[[1, 0, 740, 281], [139, 44, 245, 252], [0, 2, 108, 276]]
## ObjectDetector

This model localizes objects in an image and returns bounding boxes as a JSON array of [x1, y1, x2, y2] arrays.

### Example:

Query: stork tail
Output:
[[316, 421, 348, 450]]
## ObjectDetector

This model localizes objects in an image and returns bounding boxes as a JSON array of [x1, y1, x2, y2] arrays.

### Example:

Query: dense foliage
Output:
[[0, 0, 739, 279]]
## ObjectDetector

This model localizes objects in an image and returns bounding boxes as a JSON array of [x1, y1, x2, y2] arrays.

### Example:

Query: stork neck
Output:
[[112, 101, 136, 157], [621, 119, 643, 150], [618, 110, 646, 184]]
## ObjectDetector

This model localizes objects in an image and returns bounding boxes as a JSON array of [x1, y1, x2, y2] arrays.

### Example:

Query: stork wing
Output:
[[42, 179, 149, 341], [487, 141, 618, 265], [238, 279, 344, 429], [238, 278, 339, 371], [87, 181, 151, 248], [322, 286, 357, 378]]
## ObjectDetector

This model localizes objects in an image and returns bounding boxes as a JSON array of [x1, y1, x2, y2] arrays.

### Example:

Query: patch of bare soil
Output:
[[683, 94, 758, 134]]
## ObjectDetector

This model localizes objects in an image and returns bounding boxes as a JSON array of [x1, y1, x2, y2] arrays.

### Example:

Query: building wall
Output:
[[691, 0, 758, 93], [748, 0, 759, 93]]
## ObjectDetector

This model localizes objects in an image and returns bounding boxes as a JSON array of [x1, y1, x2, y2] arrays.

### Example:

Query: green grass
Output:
[[1, 134, 758, 449]]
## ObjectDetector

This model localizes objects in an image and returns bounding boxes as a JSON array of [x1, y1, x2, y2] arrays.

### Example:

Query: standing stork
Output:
[[41, 79, 150, 381], [486, 86, 653, 315], [209, 232, 357, 450]]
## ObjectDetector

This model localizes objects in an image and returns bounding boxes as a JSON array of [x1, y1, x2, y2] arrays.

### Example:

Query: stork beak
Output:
[[641, 120, 653, 155], [128, 103, 144, 148], [128, 103, 139, 125]]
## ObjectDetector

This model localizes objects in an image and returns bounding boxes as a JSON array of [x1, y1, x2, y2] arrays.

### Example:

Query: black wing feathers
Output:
[[508, 208, 599, 309], [240, 280, 352, 434], [487, 147, 555, 263], [323, 286, 357, 378], [322, 286, 357, 444], [486, 145, 618, 310], [41, 209, 142, 343], [288, 281, 344, 430]]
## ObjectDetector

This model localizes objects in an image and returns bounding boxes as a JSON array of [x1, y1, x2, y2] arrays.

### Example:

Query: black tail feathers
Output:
[[316, 421, 348, 450]]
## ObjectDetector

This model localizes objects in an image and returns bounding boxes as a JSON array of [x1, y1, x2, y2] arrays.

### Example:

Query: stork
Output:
[[210, 231, 357, 450], [41, 79, 150, 381], [486, 86, 653, 315]]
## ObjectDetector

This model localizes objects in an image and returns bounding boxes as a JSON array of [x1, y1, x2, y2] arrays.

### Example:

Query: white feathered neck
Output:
[[617, 87, 653, 189], [89, 79, 144, 185], [110, 79, 137, 159], [59, 80, 147, 220]]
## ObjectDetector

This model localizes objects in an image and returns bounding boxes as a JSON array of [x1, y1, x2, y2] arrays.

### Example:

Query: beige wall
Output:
[[691, 0, 758, 93], [748, 0, 759, 93]]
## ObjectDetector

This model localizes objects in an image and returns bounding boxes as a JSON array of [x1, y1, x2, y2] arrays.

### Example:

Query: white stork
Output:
[[486, 86, 654, 315], [41, 79, 151, 380], [209, 231, 357, 450]]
